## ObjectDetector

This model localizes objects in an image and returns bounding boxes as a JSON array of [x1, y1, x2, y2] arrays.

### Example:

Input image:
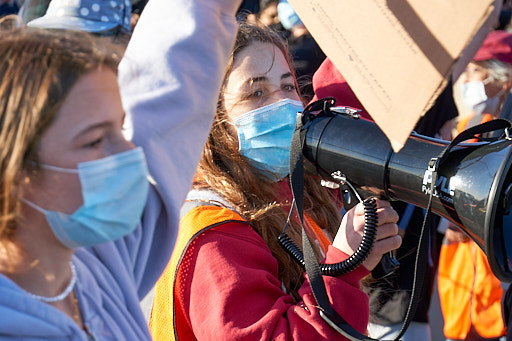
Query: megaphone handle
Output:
[[371, 251, 400, 279]]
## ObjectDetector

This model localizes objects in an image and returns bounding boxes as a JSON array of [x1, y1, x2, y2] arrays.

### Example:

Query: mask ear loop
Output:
[[21, 198, 47, 215], [27, 160, 79, 174], [37, 164, 78, 173], [483, 75, 494, 85]]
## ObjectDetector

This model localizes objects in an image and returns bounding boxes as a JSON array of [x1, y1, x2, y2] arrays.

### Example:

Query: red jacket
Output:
[[150, 203, 370, 340]]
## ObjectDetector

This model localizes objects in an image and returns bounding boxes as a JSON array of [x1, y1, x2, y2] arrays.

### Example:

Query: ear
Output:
[[12, 166, 39, 201], [12, 170, 29, 199]]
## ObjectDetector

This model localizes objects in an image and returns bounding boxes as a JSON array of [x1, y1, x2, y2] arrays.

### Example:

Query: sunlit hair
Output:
[[195, 22, 341, 300], [478, 59, 512, 84], [0, 17, 121, 242]]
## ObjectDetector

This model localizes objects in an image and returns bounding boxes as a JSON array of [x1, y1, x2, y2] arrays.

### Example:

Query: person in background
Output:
[[147, 22, 402, 341], [246, 0, 282, 32], [456, 30, 512, 131], [310, 57, 458, 341], [437, 30, 512, 341], [0, 0, 240, 338], [277, 0, 325, 101], [25, 0, 132, 45]]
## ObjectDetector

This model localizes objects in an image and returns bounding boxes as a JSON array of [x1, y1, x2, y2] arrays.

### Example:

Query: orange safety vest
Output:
[[149, 204, 248, 341], [149, 202, 332, 340], [438, 241, 505, 339], [456, 113, 492, 142], [438, 112, 505, 339]]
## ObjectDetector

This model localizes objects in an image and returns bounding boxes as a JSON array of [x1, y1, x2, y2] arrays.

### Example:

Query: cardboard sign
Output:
[[288, 0, 501, 151]]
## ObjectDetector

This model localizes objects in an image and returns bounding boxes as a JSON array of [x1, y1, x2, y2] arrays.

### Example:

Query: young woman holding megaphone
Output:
[[0, 0, 242, 338], [148, 22, 402, 340]]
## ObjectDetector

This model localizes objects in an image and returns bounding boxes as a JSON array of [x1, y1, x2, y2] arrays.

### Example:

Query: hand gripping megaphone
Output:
[[302, 98, 512, 282]]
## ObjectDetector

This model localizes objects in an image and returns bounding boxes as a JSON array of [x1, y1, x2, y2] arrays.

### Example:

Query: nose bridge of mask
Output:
[[233, 98, 303, 181], [234, 99, 303, 146], [233, 98, 303, 126], [77, 147, 148, 207]]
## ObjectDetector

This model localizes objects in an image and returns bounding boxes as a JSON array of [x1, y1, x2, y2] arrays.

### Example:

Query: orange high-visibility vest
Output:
[[438, 240, 505, 339], [149, 201, 332, 340], [456, 113, 492, 142], [438, 112, 505, 339], [149, 204, 248, 341]]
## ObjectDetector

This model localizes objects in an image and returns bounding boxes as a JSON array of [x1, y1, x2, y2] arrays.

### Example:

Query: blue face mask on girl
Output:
[[23, 147, 149, 248], [233, 98, 303, 181]]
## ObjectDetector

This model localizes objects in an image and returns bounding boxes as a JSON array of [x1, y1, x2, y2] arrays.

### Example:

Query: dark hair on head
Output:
[[0, 18, 121, 242]]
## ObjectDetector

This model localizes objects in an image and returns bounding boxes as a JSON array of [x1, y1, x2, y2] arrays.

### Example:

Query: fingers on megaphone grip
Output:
[[353, 198, 399, 228], [372, 198, 401, 251]]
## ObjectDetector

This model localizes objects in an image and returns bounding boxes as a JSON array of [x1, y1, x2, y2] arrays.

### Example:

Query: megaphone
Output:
[[302, 100, 512, 282]]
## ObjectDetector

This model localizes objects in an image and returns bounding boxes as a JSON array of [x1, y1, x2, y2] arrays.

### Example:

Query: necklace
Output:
[[24, 262, 77, 303], [72, 291, 82, 326]]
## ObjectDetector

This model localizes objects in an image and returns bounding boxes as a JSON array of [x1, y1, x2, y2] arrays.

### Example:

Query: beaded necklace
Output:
[[23, 262, 77, 303]]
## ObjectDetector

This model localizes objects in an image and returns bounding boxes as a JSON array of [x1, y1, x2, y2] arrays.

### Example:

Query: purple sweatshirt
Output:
[[0, 0, 239, 339]]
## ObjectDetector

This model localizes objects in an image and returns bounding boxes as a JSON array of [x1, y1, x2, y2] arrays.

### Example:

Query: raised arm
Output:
[[116, 0, 241, 294]]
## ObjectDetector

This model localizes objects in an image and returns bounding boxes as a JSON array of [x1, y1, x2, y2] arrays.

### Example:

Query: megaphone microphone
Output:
[[302, 99, 512, 282]]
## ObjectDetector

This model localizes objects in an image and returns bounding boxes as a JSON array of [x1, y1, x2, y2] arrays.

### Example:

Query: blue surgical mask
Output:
[[23, 147, 149, 248], [233, 98, 303, 181]]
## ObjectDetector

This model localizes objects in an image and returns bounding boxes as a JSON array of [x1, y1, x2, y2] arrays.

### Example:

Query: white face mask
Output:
[[461, 81, 488, 108], [460, 78, 504, 115]]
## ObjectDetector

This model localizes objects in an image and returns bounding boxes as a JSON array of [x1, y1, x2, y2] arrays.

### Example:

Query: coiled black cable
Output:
[[278, 197, 378, 276]]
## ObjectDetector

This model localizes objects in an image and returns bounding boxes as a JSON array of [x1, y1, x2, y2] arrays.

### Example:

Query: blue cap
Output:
[[277, 0, 302, 30], [27, 0, 132, 33]]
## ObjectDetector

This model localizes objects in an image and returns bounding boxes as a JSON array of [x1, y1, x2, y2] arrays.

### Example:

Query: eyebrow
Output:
[[75, 113, 125, 140], [244, 72, 294, 86], [75, 122, 110, 140], [281, 72, 293, 80]]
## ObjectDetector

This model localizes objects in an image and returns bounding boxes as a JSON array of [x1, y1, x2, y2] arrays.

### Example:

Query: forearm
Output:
[[117, 0, 240, 294], [118, 0, 240, 235]]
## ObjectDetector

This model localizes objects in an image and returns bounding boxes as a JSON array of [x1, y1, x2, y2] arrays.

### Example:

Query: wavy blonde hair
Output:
[[195, 22, 341, 300], [0, 19, 121, 244]]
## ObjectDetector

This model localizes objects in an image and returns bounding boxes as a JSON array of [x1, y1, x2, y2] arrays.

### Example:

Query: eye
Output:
[[282, 84, 297, 92], [246, 89, 264, 99], [84, 137, 103, 148]]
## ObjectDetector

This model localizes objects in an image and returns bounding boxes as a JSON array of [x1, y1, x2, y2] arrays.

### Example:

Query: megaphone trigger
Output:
[[328, 170, 401, 279]]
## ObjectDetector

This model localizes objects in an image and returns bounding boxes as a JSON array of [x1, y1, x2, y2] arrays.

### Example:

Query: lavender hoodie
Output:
[[0, 0, 239, 339]]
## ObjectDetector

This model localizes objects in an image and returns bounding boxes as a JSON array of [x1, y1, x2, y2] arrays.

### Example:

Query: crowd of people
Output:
[[0, 0, 512, 340]]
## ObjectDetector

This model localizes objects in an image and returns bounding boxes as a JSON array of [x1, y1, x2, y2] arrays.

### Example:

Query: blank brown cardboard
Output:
[[287, 0, 501, 151]]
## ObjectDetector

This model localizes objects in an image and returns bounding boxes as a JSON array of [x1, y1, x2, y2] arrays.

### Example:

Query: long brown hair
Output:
[[195, 22, 341, 300], [0, 19, 121, 242]]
